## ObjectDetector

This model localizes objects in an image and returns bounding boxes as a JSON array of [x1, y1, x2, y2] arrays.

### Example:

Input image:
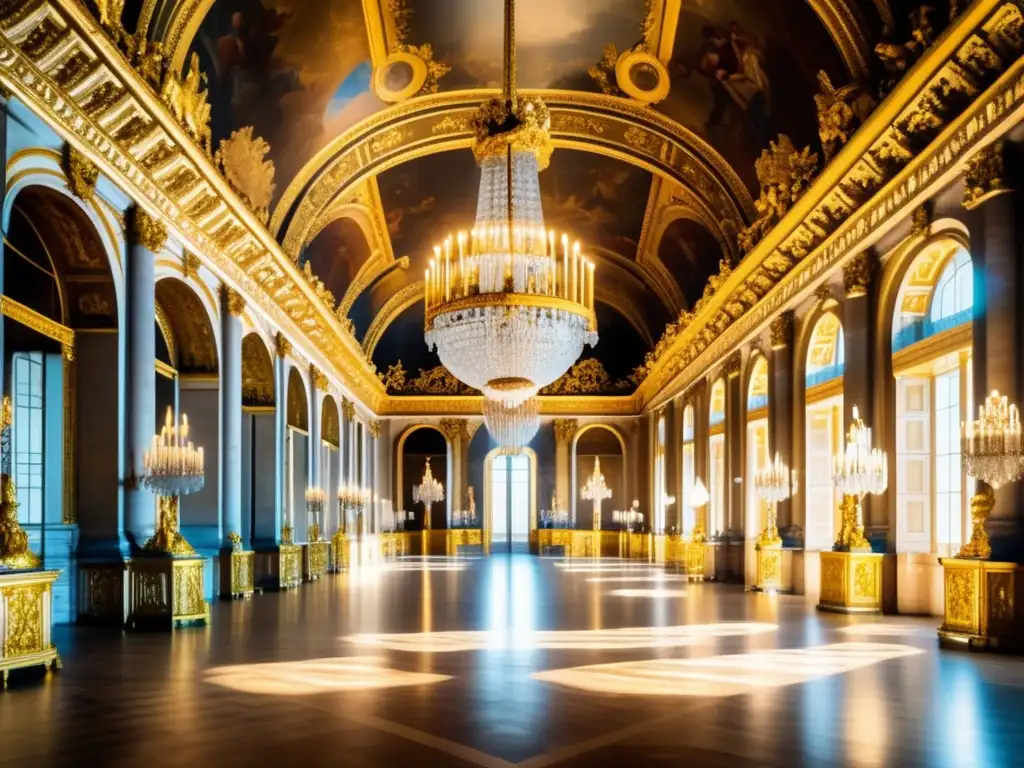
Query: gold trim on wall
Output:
[[0, 296, 75, 357]]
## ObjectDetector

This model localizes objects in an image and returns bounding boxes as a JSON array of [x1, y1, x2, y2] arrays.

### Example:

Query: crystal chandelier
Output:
[[141, 406, 205, 555], [423, 0, 597, 408], [754, 452, 797, 548], [305, 487, 326, 542], [412, 458, 445, 508], [831, 406, 886, 551], [482, 396, 540, 452], [962, 389, 1023, 489]]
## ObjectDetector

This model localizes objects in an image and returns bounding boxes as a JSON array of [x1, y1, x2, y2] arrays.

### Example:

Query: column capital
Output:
[[183, 251, 201, 279], [62, 144, 98, 202], [126, 206, 167, 252], [552, 418, 578, 445], [723, 351, 742, 378], [439, 417, 469, 444], [341, 397, 355, 422], [770, 310, 794, 349], [368, 420, 381, 439], [309, 363, 328, 392], [842, 252, 873, 298], [220, 283, 245, 316], [962, 140, 1013, 210], [274, 331, 292, 358]]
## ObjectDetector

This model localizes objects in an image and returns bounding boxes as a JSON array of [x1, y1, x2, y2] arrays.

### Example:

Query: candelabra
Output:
[[0, 395, 39, 569], [412, 458, 445, 528], [831, 406, 886, 552], [337, 484, 370, 535], [687, 478, 710, 543], [754, 452, 797, 549], [141, 407, 205, 556], [451, 509, 477, 528], [305, 487, 326, 542], [959, 390, 1023, 559], [613, 501, 644, 533], [581, 456, 612, 531]]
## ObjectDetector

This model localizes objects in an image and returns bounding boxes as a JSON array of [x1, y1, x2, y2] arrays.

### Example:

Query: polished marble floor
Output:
[[4, 554, 1024, 767]]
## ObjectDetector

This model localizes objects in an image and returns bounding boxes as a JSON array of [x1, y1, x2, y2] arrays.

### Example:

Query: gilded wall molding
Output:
[[0, 0, 386, 411], [271, 89, 756, 259], [637, 0, 1024, 411], [0, 295, 75, 360]]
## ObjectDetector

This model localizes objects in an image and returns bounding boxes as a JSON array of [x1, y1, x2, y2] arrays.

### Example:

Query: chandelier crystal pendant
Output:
[[423, 0, 597, 409], [482, 396, 540, 453]]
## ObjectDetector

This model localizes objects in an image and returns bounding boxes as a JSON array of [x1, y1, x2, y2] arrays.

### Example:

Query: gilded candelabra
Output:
[[754, 452, 797, 549], [412, 459, 444, 527], [831, 406, 886, 552], [687, 477, 710, 543], [958, 390, 1024, 559], [305, 487, 326, 542], [581, 456, 612, 531], [0, 396, 40, 570], [141, 407, 205, 556], [612, 501, 643, 533], [541, 493, 570, 529]]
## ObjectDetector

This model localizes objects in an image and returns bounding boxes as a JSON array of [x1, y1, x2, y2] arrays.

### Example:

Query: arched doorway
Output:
[[485, 448, 537, 553], [3, 184, 119, 621], [708, 379, 727, 537], [571, 425, 626, 531], [154, 277, 219, 547], [241, 333, 275, 547], [745, 356, 770, 543], [320, 395, 341, 538], [396, 426, 448, 531], [804, 311, 844, 550], [891, 240, 974, 557], [285, 367, 309, 539]]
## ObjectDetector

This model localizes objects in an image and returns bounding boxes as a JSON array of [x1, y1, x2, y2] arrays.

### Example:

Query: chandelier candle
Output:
[[141, 406, 205, 555], [753, 452, 797, 548], [830, 406, 887, 551]]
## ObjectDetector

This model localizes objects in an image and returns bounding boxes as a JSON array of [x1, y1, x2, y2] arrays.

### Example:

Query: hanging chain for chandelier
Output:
[[423, 0, 598, 414]]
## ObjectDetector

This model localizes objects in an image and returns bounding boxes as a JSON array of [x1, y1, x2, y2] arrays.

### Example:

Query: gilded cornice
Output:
[[0, 0, 386, 412], [637, 0, 1024, 412], [271, 89, 756, 259], [0, 295, 74, 360]]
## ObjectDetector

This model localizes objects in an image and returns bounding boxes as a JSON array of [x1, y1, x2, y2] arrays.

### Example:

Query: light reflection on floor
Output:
[[609, 588, 688, 598], [532, 642, 926, 696], [837, 622, 933, 637], [204, 656, 451, 695], [585, 574, 689, 583], [345, 622, 777, 652]]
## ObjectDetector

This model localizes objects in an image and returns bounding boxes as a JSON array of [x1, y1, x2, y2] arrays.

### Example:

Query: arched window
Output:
[[708, 380, 727, 535], [654, 415, 667, 533], [681, 405, 696, 534], [806, 312, 844, 387], [892, 243, 973, 351], [929, 248, 973, 326]]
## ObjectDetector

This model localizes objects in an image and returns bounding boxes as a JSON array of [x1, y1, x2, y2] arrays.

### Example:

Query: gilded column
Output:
[[341, 398, 356, 486], [309, 365, 327, 491], [769, 312, 795, 534], [440, 418, 469, 526], [965, 143, 1022, 559], [368, 420, 381, 532], [552, 419, 577, 518], [124, 207, 165, 550], [841, 253, 879, 541], [220, 286, 244, 549], [272, 332, 291, 544], [664, 401, 681, 532], [724, 353, 743, 538]]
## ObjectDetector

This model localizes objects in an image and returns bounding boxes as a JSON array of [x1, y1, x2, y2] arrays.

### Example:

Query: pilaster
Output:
[[219, 286, 243, 549], [725, 353, 743, 537], [664, 400, 682, 532], [440, 418, 470, 526], [769, 311, 795, 534], [553, 419, 577, 515]]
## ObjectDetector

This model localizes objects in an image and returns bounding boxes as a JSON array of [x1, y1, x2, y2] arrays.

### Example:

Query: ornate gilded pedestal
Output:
[[938, 558, 1024, 651], [124, 556, 209, 630], [571, 530, 602, 557], [666, 536, 705, 581], [753, 544, 784, 592], [255, 545, 302, 589], [446, 529, 482, 556], [331, 530, 350, 571], [380, 532, 410, 559], [0, 569, 61, 686], [220, 549, 254, 599], [818, 550, 883, 613], [535, 528, 574, 555], [304, 541, 330, 581]]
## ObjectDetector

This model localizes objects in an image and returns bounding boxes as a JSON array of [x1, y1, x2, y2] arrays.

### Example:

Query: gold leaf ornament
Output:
[[216, 126, 276, 223]]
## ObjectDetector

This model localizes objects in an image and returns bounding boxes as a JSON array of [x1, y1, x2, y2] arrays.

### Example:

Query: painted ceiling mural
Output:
[[158, 0, 901, 394]]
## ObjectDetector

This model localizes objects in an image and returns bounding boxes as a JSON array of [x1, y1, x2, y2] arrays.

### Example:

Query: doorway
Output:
[[489, 452, 532, 553]]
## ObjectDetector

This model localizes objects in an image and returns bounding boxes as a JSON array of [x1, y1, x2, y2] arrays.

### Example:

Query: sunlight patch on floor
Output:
[[344, 622, 777, 652], [204, 656, 451, 695], [532, 642, 926, 696], [609, 588, 688, 598], [836, 622, 933, 637]]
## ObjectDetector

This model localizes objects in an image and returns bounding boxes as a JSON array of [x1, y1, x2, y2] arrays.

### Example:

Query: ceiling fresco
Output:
[[149, 0, 899, 394], [189, 0, 384, 204]]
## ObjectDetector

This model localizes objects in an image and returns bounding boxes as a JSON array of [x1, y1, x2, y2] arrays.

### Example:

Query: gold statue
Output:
[[958, 488, 993, 559], [161, 52, 213, 155], [737, 135, 818, 253], [143, 496, 196, 556], [0, 396, 40, 569], [834, 494, 871, 552], [814, 71, 877, 162]]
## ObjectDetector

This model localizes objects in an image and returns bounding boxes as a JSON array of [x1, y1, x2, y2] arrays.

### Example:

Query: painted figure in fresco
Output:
[[697, 23, 773, 147]]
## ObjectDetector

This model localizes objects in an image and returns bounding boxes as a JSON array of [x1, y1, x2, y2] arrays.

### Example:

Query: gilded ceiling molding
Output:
[[362, 280, 423, 359], [638, 1, 1024, 412], [0, 0, 386, 410], [376, 395, 640, 417], [154, 0, 213, 76], [271, 89, 755, 259], [807, 0, 872, 82]]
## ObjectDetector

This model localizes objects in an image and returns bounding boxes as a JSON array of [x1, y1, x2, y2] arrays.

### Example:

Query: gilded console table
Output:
[[818, 551, 883, 613], [535, 528, 574, 555], [754, 544, 784, 592], [220, 550, 254, 599], [304, 541, 330, 581], [939, 558, 1024, 651], [125, 556, 209, 630], [255, 545, 302, 590], [665, 536, 706, 581], [446, 529, 483, 556], [0, 569, 61, 686]]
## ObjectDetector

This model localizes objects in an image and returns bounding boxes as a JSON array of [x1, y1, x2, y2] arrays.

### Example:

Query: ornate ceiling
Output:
[[126, 0, 891, 391]]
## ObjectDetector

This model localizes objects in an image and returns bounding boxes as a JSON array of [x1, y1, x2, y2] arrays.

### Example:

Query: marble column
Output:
[[440, 418, 470, 524], [969, 159, 1023, 561], [768, 312, 796, 535], [840, 253, 880, 541], [725, 355, 744, 538], [664, 400, 681, 532], [309, 367, 325, 490], [692, 381, 709, 533], [124, 208, 165, 551], [553, 419, 577, 519], [272, 333, 291, 543], [219, 286, 244, 550]]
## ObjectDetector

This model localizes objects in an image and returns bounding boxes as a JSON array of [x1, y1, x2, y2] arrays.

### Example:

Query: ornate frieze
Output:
[[962, 140, 1011, 208]]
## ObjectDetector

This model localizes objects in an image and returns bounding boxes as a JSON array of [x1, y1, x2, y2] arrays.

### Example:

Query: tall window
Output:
[[491, 453, 531, 550], [681, 405, 695, 534], [12, 353, 44, 525], [708, 380, 727, 535], [654, 415, 666, 533], [746, 357, 769, 539], [930, 249, 973, 325], [934, 370, 963, 553]]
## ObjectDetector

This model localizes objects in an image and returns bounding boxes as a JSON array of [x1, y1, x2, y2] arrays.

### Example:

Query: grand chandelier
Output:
[[412, 458, 445, 508], [482, 396, 540, 453], [423, 0, 597, 408]]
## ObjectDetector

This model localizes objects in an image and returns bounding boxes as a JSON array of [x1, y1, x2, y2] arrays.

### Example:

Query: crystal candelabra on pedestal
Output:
[[413, 458, 445, 528], [613, 501, 644, 533], [687, 478, 710, 543], [959, 390, 1024, 559], [338, 484, 370, 536], [305, 487, 326, 542], [754, 452, 797, 549], [141, 406, 205, 556], [831, 406, 887, 552], [581, 456, 612, 531], [541, 494, 570, 529], [451, 509, 478, 528]]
